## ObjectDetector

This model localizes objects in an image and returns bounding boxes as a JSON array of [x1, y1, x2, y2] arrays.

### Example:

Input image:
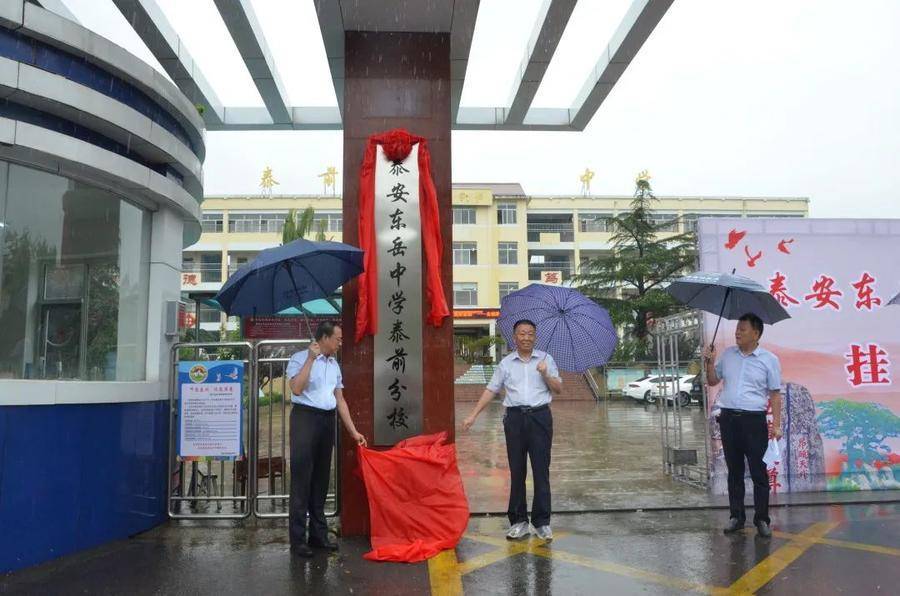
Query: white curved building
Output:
[[0, 1, 203, 572]]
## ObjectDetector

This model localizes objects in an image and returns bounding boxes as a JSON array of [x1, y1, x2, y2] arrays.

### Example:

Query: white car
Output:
[[622, 375, 694, 404], [649, 374, 696, 406], [622, 375, 661, 401]]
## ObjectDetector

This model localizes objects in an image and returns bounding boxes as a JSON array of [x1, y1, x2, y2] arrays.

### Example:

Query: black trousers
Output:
[[719, 409, 770, 525], [289, 405, 335, 545], [503, 406, 553, 527]]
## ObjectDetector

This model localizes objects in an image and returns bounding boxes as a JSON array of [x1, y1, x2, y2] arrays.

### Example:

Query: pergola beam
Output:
[[504, 0, 576, 126], [450, 0, 480, 124], [213, 0, 291, 124], [111, 0, 224, 126], [568, 0, 673, 130]]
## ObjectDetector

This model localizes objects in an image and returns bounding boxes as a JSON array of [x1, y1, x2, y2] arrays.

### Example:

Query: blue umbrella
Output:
[[214, 239, 363, 334], [665, 270, 790, 345], [497, 284, 618, 372]]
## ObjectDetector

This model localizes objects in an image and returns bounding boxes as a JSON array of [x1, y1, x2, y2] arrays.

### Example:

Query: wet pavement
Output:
[[456, 399, 712, 513], [2, 503, 897, 595]]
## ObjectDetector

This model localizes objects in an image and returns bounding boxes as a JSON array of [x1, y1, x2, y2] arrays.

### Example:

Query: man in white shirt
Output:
[[704, 313, 782, 538], [463, 319, 563, 542], [286, 322, 366, 558]]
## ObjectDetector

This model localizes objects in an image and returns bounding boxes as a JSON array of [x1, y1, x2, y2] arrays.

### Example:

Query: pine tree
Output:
[[574, 171, 696, 360]]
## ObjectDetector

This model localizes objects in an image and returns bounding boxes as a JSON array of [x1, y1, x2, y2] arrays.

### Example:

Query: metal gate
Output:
[[167, 340, 339, 519], [652, 311, 709, 488]]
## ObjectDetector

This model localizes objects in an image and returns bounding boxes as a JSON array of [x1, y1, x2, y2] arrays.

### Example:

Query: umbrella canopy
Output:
[[214, 239, 363, 317], [666, 271, 790, 324], [888, 291, 900, 307], [497, 284, 618, 373]]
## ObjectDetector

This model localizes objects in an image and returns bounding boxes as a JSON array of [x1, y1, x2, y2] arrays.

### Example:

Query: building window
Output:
[[579, 213, 614, 233], [201, 213, 223, 233], [648, 213, 678, 232], [498, 242, 518, 265], [198, 303, 222, 323], [497, 203, 517, 225], [498, 282, 519, 301], [311, 212, 343, 233], [454, 283, 478, 306], [453, 242, 478, 265], [227, 212, 287, 233], [453, 207, 476, 225], [0, 162, 151, 381]]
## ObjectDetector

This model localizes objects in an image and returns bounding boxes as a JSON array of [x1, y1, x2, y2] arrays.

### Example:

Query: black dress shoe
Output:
[[723, 518, 745, 534], [291, 543, 314, 558], [308, 537, 339, 551], [756, 521, 772, 538]]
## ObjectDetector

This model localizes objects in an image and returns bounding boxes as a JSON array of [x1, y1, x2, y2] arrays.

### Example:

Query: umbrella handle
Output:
[[284, 263, 314, 340], [710, 286, 732, 346]]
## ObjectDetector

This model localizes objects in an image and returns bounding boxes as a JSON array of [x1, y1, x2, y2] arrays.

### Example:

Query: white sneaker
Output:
[[506, 521, 530, 540], [534, 525, 553, 541]]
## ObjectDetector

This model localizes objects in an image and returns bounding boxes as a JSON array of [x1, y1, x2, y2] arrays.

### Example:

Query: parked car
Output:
[[622, 375, 684, 403], [690, 374, 704, 403], [649, 374, 696, 406], [622, 375, 652, 400]]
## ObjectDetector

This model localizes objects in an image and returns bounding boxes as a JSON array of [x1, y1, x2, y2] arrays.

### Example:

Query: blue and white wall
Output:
[[0, 1, 203, 572]]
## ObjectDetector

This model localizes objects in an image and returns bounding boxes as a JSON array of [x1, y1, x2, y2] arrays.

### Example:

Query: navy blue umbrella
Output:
[[666, 270, 790, 344], [214, 239, 363, 333], [497, 284, 618, 373]]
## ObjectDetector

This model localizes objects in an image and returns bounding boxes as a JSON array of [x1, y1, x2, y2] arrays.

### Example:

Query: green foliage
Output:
[[85, 263, 120, 379], [458, 335, 505, 364], [282, 206, 322, 244], [574, 175, 696, 361], [817, 399, 900, 468]]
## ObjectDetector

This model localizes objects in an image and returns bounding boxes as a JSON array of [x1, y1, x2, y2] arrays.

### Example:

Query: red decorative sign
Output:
[[453, 309, 500, 319], [242, 316, 340, 340]]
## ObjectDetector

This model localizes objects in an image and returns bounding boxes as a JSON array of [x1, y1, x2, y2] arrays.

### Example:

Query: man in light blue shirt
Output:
[[463, 319, 563, 542], [704, 312, 782, 538], [286, 322, 366, 558]]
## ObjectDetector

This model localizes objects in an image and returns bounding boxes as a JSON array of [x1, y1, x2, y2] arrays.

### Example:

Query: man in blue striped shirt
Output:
[[704, 313, 782, 538]]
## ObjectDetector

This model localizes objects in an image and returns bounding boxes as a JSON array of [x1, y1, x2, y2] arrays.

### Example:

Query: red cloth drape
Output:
[[358, 432, 470, 562], [355, 129, 450, 342]]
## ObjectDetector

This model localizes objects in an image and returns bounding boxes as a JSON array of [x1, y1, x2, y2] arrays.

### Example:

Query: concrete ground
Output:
[[456, 398, 712, 513], [2, 503, 897, 595]]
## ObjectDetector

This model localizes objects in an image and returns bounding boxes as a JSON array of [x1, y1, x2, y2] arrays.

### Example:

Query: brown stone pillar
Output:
[[340, 32, 454, 536]]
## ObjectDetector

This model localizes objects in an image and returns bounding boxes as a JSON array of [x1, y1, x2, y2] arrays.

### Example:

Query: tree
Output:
[[282, 206, 326, 245], [817, 399, 900, 469], [574, 171, 696, 361]]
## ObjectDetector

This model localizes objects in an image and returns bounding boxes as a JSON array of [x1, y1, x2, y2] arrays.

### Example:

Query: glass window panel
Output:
[[0, 162, 150, 381]]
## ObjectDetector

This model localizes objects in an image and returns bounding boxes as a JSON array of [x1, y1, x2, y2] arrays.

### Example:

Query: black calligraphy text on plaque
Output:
[[386, 346, 408, 374], [389, 262, 407, 287], [389, 319, 410, 343], [389, 208, 406, 231], [387, 406, 410, 429], [388, 183, 409, 203], [390, 161, 410, 176]]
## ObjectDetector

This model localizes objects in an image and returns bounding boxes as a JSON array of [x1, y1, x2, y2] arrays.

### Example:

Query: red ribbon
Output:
[[356, 129, 450, 341]]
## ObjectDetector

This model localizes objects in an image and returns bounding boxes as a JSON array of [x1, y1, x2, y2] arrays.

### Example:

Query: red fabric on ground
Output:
[[358, 432, 469, 563]]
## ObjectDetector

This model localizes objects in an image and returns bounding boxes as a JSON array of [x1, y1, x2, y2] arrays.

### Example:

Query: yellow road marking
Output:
[[726, 522, 840, 594], [464, 533, 721, 594], [529, 544, 725, 595], [768, 530, 900, 558], [428, 549, 462, 596], [431, 519, 894, 595]]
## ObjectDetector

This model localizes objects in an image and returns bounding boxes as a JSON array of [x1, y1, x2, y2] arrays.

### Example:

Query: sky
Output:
[[58, 0, 900, 217]]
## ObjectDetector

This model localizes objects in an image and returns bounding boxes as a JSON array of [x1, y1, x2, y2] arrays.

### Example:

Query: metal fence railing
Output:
[[167, 340, 339, 520]]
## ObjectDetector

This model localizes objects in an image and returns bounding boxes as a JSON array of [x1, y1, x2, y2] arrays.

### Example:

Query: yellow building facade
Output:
[[182, 185, 808, 357]]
